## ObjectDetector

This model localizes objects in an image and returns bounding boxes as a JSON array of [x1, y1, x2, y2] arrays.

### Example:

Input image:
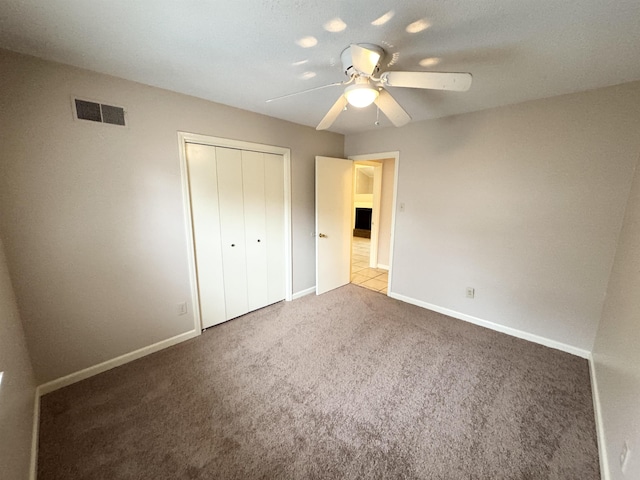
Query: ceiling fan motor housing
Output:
[[341, 43, 385, 77]]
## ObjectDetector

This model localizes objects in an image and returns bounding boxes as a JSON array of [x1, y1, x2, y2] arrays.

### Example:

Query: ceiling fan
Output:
[[267, 43, 472, 130]]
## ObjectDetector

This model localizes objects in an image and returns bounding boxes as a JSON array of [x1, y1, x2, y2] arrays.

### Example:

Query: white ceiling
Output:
[[1, 0, 640, 134]]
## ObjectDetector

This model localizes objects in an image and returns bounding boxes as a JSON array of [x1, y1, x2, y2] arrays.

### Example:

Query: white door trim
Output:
[[370, 163, 383, 268], [348, 151, 400, 294], [177, 132, 293, 332], [353, 160, 383, 269]]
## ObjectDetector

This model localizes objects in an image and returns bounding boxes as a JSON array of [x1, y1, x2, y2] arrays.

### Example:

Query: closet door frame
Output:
[[177, 131, 292, 332]]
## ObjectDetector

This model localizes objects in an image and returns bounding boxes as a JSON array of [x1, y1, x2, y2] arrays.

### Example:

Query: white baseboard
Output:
[[29, 387, 41, 480], [589, 356, 609, 480], [377, 264, 389, 270], [387, 292, 591, 359], [38, 329, 200, 396], [292, 286, 316, 300]]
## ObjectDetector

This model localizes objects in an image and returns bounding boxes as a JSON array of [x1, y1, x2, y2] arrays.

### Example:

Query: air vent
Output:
[[74, 98, 126, 126]]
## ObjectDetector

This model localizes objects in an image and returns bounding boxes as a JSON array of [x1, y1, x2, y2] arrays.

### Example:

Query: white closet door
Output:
[[264, 153, 286, 304], [185, 143, 226, 328], [216, 147, 249, 320], [242, 150, 269, 311]]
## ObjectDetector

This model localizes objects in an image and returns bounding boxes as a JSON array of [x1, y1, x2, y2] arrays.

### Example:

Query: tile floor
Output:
[[351, 236, 388, 295]]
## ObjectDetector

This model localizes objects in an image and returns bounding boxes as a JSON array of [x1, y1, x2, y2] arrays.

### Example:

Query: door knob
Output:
[[231, 244, 236, 247], [318, 233, 327, 238]]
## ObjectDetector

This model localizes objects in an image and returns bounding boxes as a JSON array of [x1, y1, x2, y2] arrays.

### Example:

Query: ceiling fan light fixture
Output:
[[344, 83, 379, 108]]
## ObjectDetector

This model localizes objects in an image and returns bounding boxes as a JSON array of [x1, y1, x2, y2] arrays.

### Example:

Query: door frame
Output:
[[353, 160, 383, 268], [177, 131, 293, 331], [348, 151, 400, 294]]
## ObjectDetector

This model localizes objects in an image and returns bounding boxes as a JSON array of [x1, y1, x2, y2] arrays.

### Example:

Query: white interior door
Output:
[[185, 143, 226, 328], [264, 153, 286, 304], [316, 156, 352, 295], [217, 147, 249, 320], [242, 150, 269, 311]]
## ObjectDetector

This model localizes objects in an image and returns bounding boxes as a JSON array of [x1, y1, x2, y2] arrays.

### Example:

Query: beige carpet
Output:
[[38, 284, 599, 479]]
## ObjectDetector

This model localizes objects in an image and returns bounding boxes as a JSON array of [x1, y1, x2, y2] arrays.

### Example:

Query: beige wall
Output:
[[592, 152, 640, 480], [345, 81, 640, 352], [0, 236, 37, 479], [0, 49, 343, 383]]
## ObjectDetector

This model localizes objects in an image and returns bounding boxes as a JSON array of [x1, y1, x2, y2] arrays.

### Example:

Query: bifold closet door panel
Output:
[[216, 147, 249, 320], [264, 153, 286, 304], [242, 150, 269, 311], [185, 143, 226, 328]]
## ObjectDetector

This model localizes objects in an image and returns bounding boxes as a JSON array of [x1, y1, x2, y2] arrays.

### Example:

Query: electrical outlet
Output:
[[620, 440, 630, 472], [466, 287, 475, 299], [177, 302, 188, 316]]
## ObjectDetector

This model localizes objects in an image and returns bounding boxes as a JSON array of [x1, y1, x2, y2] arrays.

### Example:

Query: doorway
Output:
[[314, 152, 398, 297], [349, 157, 396, 294]]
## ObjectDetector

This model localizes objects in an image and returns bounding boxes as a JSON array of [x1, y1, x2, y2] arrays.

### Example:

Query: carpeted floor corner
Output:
[[37, 284, 600, 479]]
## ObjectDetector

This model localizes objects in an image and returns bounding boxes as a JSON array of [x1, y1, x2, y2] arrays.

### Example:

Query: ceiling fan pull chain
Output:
[[375, 105, 380, 126]]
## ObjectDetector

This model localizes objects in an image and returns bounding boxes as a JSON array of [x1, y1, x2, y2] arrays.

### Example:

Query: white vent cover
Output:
[[74, 98, 126, 126]]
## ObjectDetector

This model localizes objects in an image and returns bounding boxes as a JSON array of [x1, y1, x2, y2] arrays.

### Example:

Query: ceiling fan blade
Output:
[[316, 95, 348, 130], [351, 44, 381, 76], [266, 82, 343, 103], [382, 71, 472, 92], [374, 89, 411, 127]]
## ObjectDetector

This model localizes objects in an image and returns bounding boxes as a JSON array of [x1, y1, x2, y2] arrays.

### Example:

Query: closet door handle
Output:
[[231, 243, 236, 247], [257, 239, 261, 243]]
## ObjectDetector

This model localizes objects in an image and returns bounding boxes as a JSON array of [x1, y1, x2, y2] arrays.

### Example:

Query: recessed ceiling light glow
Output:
[[372, 10, 395, 26], [300, 71, 316, 80], [419, 57, 441, 67], [296, 36, 318, 48], [323, 18, 347, 33], [292, 59, 309, 66], [406, 19, 430, 33]]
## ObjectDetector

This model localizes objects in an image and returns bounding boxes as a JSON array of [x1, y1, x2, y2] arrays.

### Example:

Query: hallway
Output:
[[350, 236, 388, 294]]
